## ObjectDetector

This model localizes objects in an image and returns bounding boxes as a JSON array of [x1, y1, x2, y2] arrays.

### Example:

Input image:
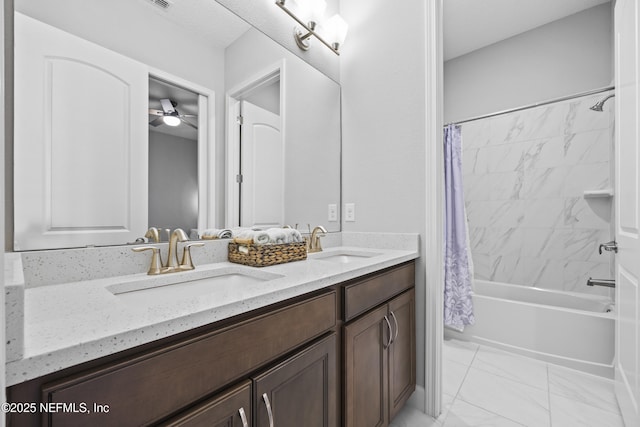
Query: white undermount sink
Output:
[[107, 268, 283, 306], [310, 249, 382, 264]]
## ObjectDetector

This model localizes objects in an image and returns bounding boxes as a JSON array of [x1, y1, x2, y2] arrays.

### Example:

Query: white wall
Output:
[[444, 3, 613, 123], [14, 0, 227, 227], [149, 131, 199, 235], [216, 0, 340, 82], [340, 0, 428, 388]]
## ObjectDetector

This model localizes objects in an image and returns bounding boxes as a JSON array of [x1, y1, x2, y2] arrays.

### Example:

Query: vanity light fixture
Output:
[[275, 0, 348, 55]]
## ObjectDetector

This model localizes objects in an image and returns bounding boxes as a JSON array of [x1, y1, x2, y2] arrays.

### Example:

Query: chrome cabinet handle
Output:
[[383, 315, 393, 349], [262, 392, 274, 427], [390, 311, 399, 344], [238, 407, 249, 427]]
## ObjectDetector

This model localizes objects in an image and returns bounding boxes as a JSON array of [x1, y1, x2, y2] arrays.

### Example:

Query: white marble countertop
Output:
[[6, 242, 418, 386]]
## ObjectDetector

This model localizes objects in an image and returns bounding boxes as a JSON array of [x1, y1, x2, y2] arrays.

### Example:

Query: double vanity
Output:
[[5, 232, 419, 426]]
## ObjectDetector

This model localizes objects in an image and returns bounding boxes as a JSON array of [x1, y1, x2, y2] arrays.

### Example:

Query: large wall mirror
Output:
[[12, 0, 341, 251]]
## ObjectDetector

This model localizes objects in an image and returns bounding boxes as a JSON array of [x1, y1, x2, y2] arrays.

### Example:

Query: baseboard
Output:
[[406, 385, 426, 412]]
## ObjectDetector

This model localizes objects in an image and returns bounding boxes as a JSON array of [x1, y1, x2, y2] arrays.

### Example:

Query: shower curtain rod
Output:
[[444, 85, 615, 127]]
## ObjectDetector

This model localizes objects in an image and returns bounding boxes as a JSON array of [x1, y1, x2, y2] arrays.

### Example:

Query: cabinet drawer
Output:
[[343, 262, 414, 322], [41, 291, 337, 427], [160, 380, 252, 427]]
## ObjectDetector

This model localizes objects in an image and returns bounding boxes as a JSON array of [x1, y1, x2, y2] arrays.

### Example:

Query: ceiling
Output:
[[142, 0, 250, 49], [444, 0, 611, 61]]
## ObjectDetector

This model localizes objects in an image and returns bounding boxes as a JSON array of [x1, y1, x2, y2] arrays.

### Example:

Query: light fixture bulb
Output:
[[294, 0, 326, 24], [163, 115, 181, 127], [323, 14, 348, 48]]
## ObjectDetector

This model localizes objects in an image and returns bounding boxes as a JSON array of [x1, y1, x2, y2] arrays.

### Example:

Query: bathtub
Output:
[[444, 280, 615, 377]]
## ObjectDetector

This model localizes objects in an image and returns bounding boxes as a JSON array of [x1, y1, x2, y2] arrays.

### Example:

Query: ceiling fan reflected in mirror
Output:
[[148, 98, 197, 129]]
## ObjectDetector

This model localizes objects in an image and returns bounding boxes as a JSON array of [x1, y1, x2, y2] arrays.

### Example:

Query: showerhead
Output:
[[590, 93, 615, 112]]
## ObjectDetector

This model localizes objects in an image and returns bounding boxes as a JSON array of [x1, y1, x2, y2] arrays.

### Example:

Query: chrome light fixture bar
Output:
[[275, 0, 348, 55]]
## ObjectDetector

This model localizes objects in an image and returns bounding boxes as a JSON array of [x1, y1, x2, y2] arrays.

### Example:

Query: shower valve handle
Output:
[[598, 241, 618, 255]]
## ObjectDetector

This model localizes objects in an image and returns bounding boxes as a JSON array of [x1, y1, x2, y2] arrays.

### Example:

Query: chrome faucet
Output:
[[308, 225, 327, 253]]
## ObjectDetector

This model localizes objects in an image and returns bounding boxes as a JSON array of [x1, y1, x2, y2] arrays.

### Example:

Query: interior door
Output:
[[240, 100, 283, 228], [14, 13, 148, 250], [614, 0, 640, 425]]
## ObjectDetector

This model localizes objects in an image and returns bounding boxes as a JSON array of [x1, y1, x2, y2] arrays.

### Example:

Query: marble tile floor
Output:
[[390, 338, 624, 427]]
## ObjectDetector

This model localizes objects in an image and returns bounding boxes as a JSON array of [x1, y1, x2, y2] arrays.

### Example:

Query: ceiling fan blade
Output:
[[179, 114, 197, 118], [160, 98, 176, 114], [148, 108, 164, 117], [180, 117, 198, 129], [149, 117, 164, 127]]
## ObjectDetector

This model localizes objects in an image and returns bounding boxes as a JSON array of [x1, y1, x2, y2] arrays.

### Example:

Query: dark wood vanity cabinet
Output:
[[7, 261, 416, 427], [161, 333, 336, 427], [343, 263, 416, 427], [9, 291, 337, 427]]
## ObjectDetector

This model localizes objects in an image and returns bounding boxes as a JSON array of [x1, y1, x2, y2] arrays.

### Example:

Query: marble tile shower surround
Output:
[[461, 91, 614, 296]]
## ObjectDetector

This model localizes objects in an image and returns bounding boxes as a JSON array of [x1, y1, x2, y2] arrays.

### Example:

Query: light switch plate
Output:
[[345, 203, 355, 222], [328, 204, 337, 221]]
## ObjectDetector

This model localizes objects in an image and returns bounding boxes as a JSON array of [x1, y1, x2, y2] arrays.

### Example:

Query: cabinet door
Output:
[[14, 13, 148, 250], [344, 305, 390, 427], [388, 289, 416, 420], [161, 380, 252, 427], [254, 333, 337, 427]]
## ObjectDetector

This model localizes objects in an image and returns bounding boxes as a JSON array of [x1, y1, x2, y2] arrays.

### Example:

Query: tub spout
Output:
[[598, 241, 618, 255], [586, 277, 615, 288]]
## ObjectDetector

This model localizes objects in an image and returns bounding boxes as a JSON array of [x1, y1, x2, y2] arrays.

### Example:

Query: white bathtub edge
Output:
[[444, 329, 614, 378]]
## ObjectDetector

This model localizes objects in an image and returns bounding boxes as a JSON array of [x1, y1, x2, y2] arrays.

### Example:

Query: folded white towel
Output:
[[254, 231, 270, 245], [231, 227, 303, 245], [233, 229, 270, 245], [282, 229, 303, 243], [266, 228, 286, 244], [201, 228, 233, 239]]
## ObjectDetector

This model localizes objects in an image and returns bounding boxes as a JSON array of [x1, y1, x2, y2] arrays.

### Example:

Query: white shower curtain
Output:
[[443, 124, 475, 330]]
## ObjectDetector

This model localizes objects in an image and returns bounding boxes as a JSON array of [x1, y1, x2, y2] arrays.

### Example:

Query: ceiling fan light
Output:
[[163, 115, 181, 126]]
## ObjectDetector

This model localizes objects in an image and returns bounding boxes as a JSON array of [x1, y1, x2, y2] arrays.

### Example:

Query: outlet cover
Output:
[[328, 204, 337, 221], [345, 203, 355, 222]]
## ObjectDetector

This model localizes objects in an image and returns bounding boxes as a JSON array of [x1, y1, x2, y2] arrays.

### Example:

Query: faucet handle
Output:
[[180, 242, 205, 270], [145, 227, 160, 243], [132, 246, 163, 275]]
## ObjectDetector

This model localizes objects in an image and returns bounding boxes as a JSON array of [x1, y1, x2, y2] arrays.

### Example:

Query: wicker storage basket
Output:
[[228, 241, 307, 267]]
